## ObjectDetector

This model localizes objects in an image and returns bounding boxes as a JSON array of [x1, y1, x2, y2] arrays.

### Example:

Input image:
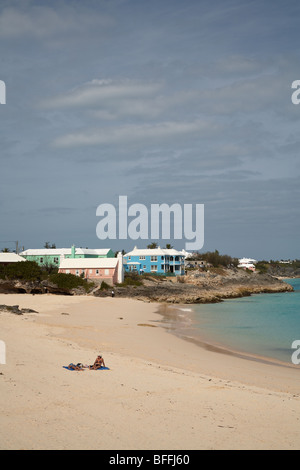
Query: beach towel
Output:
[[63, 365, 110, 371]]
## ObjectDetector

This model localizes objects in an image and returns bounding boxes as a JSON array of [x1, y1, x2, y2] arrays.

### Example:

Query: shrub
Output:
[[48, 273, 93, 292], [255, 262, 268, 274], [100, 281, 110, 290], [192, 250, 239, 268], [0, 261, 43, 281], [117, 273, 143, 287], [0, 261, 95, 293]]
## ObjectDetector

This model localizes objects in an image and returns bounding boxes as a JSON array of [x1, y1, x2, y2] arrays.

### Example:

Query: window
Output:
[[128, 256, 131, 260], [66, 270, 70, 274], [54, 257, 59, 264], [151, 265, 157, 272], [105, 269, 109, 275], [143, 265, 146, 269], [96, 270, 99, 275], [75, 270, 80, 276], [139, 255, 145, 260], [151, 256, 157, 262], [40, 257, 43, 263], [89, 269, 93, 274]]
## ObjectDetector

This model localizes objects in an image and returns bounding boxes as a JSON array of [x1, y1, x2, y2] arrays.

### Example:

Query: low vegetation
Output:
[[48, 273, 94, 293], [117, 272, 143, 287], [0, 261, 44, 281], [99, 281, 111, 290], [189, 250, 239, 268], [0, 261, 94, 293]]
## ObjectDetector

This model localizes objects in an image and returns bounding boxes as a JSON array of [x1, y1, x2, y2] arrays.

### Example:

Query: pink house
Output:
[[59, 253, 124, 285]]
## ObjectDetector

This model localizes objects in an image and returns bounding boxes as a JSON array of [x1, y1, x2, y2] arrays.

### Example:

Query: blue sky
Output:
[[0, 0, 299, 259]]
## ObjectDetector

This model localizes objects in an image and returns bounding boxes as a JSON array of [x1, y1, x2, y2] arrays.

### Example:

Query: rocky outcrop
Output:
[[94, 268, 293, 304], [0, 279, 79, 295], [266, 265, 300, 278], [0, 268, 293, 304]]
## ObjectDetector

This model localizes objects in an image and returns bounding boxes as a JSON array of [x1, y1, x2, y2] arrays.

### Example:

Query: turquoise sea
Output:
[[184, 278, 300, 364]]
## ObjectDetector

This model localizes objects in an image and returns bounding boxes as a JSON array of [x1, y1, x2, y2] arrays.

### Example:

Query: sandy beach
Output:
[[1, 293, 300, 450]]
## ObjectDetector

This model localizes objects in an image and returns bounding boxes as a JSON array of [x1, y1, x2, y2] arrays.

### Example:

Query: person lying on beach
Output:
[[89, 355, 106, 370], [68, 363, 85, 371]]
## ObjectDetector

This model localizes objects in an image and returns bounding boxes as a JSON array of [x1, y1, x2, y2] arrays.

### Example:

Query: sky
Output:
[[0, 0, 299, 260]]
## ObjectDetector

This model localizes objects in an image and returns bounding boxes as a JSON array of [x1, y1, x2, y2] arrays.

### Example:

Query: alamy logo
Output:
[[291, 80, 300, 105], [96, 196, 204, 250], [291, 340, 300, 365], [0, 80, 6, 104], [0, 340, 6, 364]]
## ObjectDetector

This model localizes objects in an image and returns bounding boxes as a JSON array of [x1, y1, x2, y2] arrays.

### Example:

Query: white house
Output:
[[0, 253, 26, 265], [238, 257, 257, 271]]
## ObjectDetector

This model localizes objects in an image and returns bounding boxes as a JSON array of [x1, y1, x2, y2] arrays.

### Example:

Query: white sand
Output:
[[0, 293, 300, 450]]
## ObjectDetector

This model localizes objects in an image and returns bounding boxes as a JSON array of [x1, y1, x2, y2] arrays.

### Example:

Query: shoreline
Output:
[[157, 303, 298, 370], [1, 293, 300, 449], [275, 276, 300, 280], [156, 277, 299, 370]]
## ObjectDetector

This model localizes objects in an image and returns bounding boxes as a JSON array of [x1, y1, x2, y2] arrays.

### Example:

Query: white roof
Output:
[[20, 248, 112, 256], [180, 249, 193, 258], [0, 253, 26, 263], [76, 248, 112, 255], [21, 248, 71, 256], [238, 258, 257, 264], [125, 246, 184, 257], [59, 258, 118, 269]]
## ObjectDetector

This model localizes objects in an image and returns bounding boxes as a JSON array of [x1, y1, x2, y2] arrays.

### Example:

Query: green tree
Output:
[[147, 242, 158, 249], [44, 242, 56, 249]]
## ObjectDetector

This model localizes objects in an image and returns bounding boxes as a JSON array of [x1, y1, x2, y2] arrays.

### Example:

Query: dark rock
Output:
[[0, 304, 23, 315], [0, 304, 38, 315]]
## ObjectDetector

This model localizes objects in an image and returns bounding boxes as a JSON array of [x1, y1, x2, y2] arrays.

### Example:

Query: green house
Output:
[[20, 245, 115, 268]]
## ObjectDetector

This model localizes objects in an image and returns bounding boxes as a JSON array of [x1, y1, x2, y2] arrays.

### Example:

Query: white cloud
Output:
[[41, 79, 164, 109], [53, 119, 219, 148]]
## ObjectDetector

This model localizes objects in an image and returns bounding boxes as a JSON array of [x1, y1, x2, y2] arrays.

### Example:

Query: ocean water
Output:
[[186, 278, 300, 364]]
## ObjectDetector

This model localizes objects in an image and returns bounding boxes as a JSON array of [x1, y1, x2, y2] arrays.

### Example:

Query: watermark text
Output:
[[96, 196, 204, 251], [291, 340, 300, 365], [291, 80, 300, 105], [0, 340, 6, 364], [0, 80, 6, 104]]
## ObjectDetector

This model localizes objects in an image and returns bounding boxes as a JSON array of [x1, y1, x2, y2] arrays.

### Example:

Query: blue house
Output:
[[124, 246, 185, 276]]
